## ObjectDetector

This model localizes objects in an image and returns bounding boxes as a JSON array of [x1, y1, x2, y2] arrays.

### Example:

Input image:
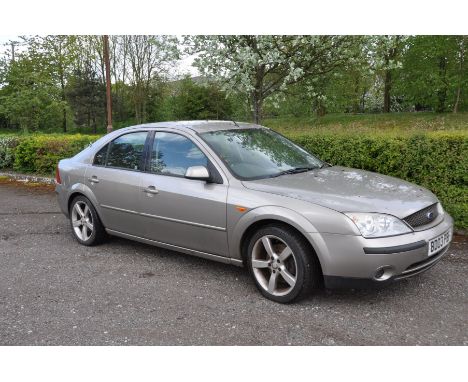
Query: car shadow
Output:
[[99, 234, 427, 306]]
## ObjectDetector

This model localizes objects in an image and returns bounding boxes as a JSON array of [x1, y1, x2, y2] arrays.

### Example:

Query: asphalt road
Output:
[[0, 181, 467, 345]]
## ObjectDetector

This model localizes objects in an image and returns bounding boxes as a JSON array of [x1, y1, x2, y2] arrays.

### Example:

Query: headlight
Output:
[[345, 212, 412, 238], [437, 202, 444, 216]]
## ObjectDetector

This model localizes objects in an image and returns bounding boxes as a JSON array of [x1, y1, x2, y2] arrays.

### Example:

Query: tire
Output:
[[69, 195, 107, 246], [246, 224, 321, 303]]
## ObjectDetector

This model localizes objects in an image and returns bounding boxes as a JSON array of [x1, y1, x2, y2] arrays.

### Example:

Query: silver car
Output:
[[55, 121, 454, 303]]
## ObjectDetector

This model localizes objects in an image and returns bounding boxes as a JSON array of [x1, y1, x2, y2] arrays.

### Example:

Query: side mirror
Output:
[[185, 166, 210, 181]]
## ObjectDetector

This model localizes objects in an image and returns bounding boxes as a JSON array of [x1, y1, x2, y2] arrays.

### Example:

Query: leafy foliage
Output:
[[167, 76, 233, 120], [0, 53, 64, 132], [187, 35, 358, 122], [13, 135, 98, 174], [0, 135, 22, 168], [287, 131, 468, 229], [1, 35, 468, 131], [3, 128, 466, 228]]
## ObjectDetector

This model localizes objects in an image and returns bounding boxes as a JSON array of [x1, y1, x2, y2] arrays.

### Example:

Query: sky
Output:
[[0, 35, 199, 76]]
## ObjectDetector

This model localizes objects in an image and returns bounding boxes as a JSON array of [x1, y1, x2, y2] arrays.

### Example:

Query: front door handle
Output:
[[88, 176, 99, 184], [143, 185, 159, 194]]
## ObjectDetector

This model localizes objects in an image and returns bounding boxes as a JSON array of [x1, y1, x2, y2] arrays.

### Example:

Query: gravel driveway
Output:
[[0, 180, 467, 345]]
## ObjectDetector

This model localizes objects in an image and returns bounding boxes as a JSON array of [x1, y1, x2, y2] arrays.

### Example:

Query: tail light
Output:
[[55, 165, 62, 184]]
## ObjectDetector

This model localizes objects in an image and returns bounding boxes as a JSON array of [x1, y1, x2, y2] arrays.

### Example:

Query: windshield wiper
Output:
[[271, 166, 318, 178]]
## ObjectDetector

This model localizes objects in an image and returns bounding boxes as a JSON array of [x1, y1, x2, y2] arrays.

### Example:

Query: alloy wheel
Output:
[[71, 201, 94, 241], [251, 235, 298, 296]]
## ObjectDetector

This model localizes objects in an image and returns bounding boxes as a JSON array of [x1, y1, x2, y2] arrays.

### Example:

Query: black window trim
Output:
[[144, 130, 224, 184]]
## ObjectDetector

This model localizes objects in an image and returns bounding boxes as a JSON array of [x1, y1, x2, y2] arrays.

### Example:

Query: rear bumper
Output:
[[309, 213, 454, 288], [55, 183, 69, 217]]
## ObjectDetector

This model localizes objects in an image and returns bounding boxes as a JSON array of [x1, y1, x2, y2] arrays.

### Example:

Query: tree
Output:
[[66, 63, 106, 133], [123, 35, 179, 123], [393, 36, 467, 112], [0, 53, 63, 132], [370, 36, 406, 113], [453, 36, 467, 113], [27, 35, 79, 132], [187, 35, 357, 123], [168, 76, 233, 120]]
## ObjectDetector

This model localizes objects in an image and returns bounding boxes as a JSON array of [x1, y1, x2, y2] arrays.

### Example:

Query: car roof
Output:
[[122, 120, 265, 134]]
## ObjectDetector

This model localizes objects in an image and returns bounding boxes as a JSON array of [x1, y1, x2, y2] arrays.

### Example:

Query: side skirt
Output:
[[106, 228, 243, 267]]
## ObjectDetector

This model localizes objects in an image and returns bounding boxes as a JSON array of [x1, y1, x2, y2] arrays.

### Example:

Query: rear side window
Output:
[[106, 132, 148, 170], [93, 144, 108, 166], [150, 132, 207, 176]]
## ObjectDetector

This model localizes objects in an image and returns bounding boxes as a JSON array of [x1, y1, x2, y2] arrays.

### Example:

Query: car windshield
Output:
[[199, 128, 323, 180]]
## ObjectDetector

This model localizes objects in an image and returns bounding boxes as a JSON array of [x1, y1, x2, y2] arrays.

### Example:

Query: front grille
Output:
[[403, 203, 439, 228]]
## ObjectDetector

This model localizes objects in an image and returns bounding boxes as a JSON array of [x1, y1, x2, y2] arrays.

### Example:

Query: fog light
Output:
[[374, 268, 385, 279], [373, 266, 394, 281]]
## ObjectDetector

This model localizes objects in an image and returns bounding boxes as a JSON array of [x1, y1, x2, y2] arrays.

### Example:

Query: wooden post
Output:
[[103, 35, 113, 133]]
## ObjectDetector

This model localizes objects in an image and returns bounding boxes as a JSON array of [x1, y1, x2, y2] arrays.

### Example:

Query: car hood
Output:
[[242, 166, 438, 219]]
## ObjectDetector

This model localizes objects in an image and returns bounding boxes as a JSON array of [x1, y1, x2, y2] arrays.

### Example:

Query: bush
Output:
[[0, 135, 23, 169], [0, 131, 466, 229], [287, 131, 468, 230], [13, 134, 98, 175]]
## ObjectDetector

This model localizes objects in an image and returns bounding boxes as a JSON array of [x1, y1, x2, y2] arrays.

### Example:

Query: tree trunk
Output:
[[360, 89, 367, 112], [436, 56, 448, 113], [316, 99, 326, 117], [453, 37, 465, 113], [252, 91, 263, 124], [62, 108, 67, 133], [382, 36, 401, 113], [251, 65, 265, 124], [454, 87, 462, 113], [352, 76, 360, 113], [383, 69, 392, 113], [60, 73, 67, 132]]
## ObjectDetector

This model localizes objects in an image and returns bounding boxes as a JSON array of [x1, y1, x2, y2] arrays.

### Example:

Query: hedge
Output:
[[0, 134, 98, 175], [287, 131, 468, 230], [0, 132, 466, 229]]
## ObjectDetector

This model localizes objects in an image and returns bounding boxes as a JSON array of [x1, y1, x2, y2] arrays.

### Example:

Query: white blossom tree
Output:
[[186, 35, 357, 123], [369, 35, 407, 112]]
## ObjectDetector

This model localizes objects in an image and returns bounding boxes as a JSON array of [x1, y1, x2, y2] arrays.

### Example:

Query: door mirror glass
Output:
[[185, 166, 210, 181]]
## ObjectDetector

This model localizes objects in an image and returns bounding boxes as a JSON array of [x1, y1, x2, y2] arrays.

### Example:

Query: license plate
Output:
[[428, 229, 451, 256]]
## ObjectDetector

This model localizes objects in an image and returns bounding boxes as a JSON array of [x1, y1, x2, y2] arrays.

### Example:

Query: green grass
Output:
[[2, 112, 468, 137], [1, 113, 467, 229], [263, 112, 468, 136]]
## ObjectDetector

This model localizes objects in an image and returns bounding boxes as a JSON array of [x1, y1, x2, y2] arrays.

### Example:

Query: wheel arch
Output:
[[231, 206, 324, 274], [67, 184, 105, 226]]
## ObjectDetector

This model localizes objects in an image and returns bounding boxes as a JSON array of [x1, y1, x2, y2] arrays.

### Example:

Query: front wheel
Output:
[[246, 224, 321, 303], [69, 195, 106, 246]]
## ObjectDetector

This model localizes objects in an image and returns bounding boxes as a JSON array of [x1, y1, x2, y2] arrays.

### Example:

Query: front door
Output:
[[139, 131, 229, 257]]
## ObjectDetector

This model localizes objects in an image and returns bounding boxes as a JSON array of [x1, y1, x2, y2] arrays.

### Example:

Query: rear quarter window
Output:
[[93, 144, 108, 166]]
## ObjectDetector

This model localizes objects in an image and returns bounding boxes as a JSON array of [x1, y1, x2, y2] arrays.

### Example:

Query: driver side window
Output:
[[150, 132, 208, 177]]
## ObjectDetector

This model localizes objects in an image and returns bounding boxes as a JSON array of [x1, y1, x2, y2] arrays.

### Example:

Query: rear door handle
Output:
[[88, 176, 99, 183], [143, 185, 159, 194]]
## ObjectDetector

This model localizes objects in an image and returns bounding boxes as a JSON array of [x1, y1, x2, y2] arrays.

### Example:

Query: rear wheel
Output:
[[69, 195, 106, 246], [246, 224, 321, 303]]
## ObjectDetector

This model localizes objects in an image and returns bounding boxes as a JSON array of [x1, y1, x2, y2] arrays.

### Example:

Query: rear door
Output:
[[85, 131, 149, 236], [139, 131, 229, 257]]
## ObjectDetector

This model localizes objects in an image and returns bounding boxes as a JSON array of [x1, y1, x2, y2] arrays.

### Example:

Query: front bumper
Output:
[[308, 213, 454, 289]]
